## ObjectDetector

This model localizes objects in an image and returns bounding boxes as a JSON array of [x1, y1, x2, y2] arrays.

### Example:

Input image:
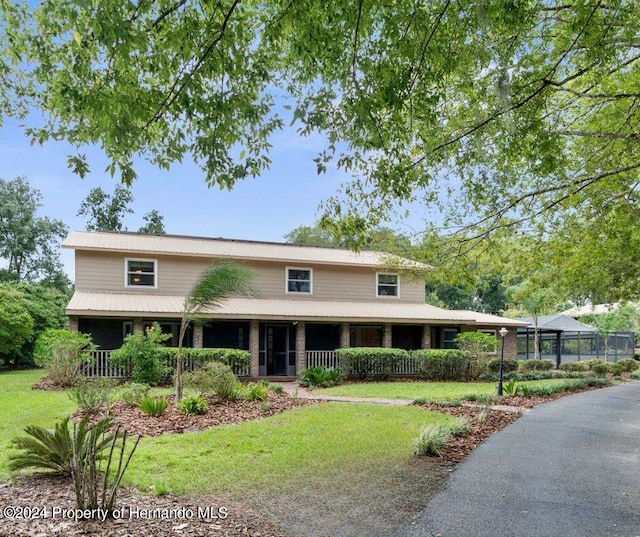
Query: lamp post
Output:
[[497, 327, 508, 396]]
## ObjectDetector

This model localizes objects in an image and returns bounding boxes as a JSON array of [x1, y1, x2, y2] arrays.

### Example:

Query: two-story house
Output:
[[64, 231, 525, 377]]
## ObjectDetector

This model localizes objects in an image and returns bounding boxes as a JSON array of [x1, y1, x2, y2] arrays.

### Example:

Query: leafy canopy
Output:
[[2, 1, 640, 300]]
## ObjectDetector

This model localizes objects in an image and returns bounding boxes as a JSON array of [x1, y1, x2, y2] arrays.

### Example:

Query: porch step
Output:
[[246, 376, 298, 382]]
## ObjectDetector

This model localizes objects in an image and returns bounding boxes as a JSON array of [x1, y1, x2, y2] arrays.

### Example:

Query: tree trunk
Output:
[[175, 320, 189, 401]]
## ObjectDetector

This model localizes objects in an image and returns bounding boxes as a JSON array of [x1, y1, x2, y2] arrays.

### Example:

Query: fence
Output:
[[305, 351, 422, 375], [83, 350, 250, 379]]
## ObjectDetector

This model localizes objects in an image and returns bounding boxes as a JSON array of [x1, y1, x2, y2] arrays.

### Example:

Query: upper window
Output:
[[286, 267, 312, 294], [126, 259, 157, 287], [377, 273, 399, 297]]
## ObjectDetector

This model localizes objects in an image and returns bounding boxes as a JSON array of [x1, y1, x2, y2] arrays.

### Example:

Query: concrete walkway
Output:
[[278, 382, 415, 406], [394, 382, 640, 537]]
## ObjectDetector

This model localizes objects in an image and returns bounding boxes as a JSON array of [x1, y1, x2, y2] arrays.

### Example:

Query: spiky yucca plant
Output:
[[8, 416, 114, 476]]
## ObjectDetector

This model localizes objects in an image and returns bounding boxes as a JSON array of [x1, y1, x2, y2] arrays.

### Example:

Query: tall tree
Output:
[[0, 177, 68, 285], [138, 210, 166, 235], [2, 1, 639, 295], [175, 262, 256, 401], [77, 186, 134, 232]]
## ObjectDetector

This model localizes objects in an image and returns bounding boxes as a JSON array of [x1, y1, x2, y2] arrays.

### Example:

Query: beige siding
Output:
[[75, 251, 426, 303]]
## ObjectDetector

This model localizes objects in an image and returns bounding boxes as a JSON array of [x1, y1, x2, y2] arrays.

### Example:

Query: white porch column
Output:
[[133, 318, 144, 335]]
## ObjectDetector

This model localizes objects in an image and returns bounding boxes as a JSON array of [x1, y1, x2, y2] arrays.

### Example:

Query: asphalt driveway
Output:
[[395, 382, 640, 537]]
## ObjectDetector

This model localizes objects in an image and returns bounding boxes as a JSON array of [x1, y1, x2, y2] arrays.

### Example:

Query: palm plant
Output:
[[175, 262, 256, 400], [8, 416, 115, 476]]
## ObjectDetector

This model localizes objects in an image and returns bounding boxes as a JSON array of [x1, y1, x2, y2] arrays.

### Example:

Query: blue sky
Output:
[[0, 118, 428, 280]]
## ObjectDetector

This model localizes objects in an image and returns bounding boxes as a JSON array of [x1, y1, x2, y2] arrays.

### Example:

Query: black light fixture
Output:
[[497, 327, 508, 396]]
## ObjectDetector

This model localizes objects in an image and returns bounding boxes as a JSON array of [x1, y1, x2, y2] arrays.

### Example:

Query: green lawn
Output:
[[124, 402, 451, 497], [315, 379, 571, 401], [0, 369, 76, 478]]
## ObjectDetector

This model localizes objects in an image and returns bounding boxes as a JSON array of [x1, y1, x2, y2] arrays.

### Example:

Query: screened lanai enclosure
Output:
[[517, 315, 635, 366]]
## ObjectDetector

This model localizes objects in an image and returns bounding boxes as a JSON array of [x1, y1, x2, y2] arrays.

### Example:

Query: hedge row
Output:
[[336, 347, 408, 381]]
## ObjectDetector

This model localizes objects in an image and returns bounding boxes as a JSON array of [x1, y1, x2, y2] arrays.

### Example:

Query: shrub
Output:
[[631, 369, 640, 379], [69, 377, 115, 413], [615, 358, 639, 373], [413, 424, 452, 457], [583, 359, 605, 370], [115, 382, 151, 407], [269, 383, 284, 394], [608, 362, 625, 376], [260, 402, 273, 412], [412, 349, 471, 380], [178, 394, 208, 416], [183, 361, 242, 402], [461, 393, 498, 405], [298, 366, 343, 388], [487, 358, 519, 374], [559, 361, 588, 372], [243, 382, 269, 401], [138, 396, 168, 417], [33, 329, 96, 387], [518, 359, 555, 372], [337, 347, 408, 381], [158, 347, 251, 375], [110, 323, 170, 385], [592, 363, 609, 377]]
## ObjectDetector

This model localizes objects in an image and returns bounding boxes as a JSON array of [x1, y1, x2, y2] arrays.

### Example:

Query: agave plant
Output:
[[8, 416, 115, 476]]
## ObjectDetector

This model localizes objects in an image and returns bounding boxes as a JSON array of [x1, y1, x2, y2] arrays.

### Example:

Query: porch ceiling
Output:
[[66, 291, 528, 327]]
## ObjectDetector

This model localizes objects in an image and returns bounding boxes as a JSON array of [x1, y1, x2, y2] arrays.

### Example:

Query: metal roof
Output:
[[67, 291, 527, 326], [63, 231, 428, 269], [516, 314, 596, 333]]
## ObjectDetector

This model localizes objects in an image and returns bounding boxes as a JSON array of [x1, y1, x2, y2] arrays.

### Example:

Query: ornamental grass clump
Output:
[[138, 396, 168, 417], [413, 424, 453, 457], [178, 394, 208, 416]]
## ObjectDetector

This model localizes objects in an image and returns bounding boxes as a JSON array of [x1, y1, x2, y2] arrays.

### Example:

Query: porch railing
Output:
[[84, 350, 250, 379], [304, 351, 421, 375]]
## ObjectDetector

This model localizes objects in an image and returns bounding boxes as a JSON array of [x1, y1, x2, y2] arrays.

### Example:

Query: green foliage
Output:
[[0, 282, 69, 368], [558, 361, 589, 372], [176, 262, 256, 400], [0, 287, 34, 363], [298, 366, 344, 388], [518, 359, 555, 373], [34, 329, 96, 387], [243, 382, 269, 402], [8, 415, 115, 477], [502, 378, 519, 396], [455, 332, 497, 359], [138, 397, 168, 417], [486, 358, 518, 375], [412, 349, 471, 381], [115, 382, 151, 407], [461, 393, 498, 405], [110, 323, 170, 386], [158, 347, 251, 375], [614, 358, 639, 373], [447, 417, 471, 436], [592, 363, 610, 377], [139, 210, 166, 234], [178, 394, 208, 416], [183, 361, 242, 402], [0, 177, 68, 286], [70, 417, 140, 513], [69, 377, 115, 413], [77, 186, 134, 232], [269, 383, 284, 394], [630, 369, 640, 380], [412, 424, 452, 458], [336, 347, 408, 381]]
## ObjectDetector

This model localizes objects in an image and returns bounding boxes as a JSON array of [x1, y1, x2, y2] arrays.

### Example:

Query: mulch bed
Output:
[[78, 392, 317, 437]]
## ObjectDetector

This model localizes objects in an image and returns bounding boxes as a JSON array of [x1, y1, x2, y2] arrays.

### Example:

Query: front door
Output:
[[267, 324, 289, 376]]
